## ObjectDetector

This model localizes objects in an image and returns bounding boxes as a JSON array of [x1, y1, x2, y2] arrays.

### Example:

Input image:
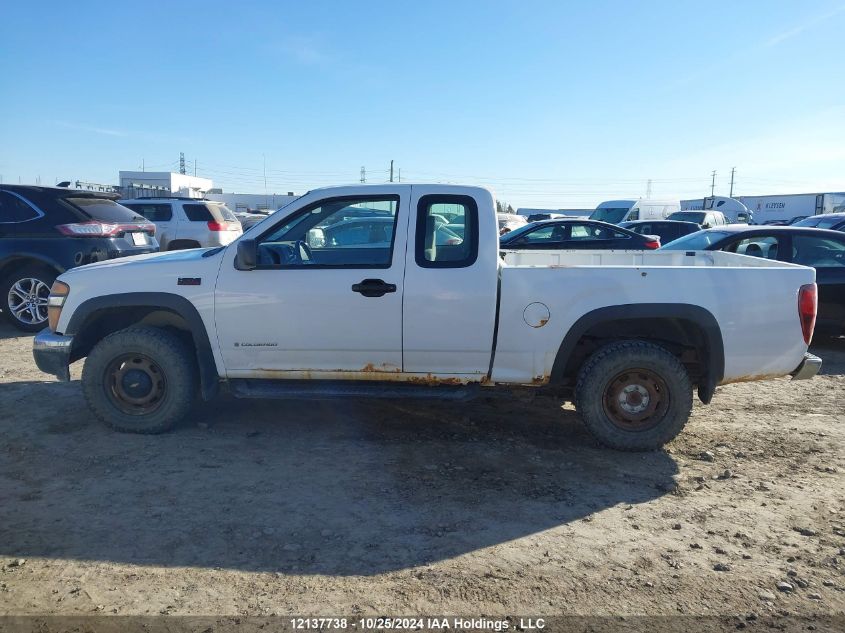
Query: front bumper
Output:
[[790, 353, 822, 380], [33, 330, 74, 382]]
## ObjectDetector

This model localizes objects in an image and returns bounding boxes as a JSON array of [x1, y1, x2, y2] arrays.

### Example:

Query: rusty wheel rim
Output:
[[105, 353, 167, 416], [602, 368, 669, 431]]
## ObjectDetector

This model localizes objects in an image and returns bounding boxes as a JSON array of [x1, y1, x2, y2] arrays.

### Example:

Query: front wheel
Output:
[[574, 340, 693, 451], [82, 326, 197, 433]]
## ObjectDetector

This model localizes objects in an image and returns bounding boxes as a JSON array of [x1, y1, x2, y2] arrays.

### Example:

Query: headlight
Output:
[[47, 281, 70, 332]]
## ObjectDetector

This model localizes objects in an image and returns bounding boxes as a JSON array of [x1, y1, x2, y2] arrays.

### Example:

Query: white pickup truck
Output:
[[33, 184, 822, 450]]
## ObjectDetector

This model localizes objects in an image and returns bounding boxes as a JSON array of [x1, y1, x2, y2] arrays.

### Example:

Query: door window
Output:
[[256, 196, 399, 268], [728, 236, 779, 259], [124, 203, 173, 221], [416, 195, 478, 268], [519, 225, 557, 243], [792, 235, 845, 267], [568, 223, 629, 241]]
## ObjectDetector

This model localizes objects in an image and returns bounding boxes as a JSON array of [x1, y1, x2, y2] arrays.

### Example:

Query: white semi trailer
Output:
[[737, 192, 845, 224], [683, 193, 845, 224]]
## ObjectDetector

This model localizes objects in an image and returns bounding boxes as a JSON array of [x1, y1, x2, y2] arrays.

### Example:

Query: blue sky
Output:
[[1, 0, 844, 208]]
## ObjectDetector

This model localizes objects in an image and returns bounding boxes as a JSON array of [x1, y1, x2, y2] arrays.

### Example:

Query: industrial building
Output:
[[118, 171, 213, 199]]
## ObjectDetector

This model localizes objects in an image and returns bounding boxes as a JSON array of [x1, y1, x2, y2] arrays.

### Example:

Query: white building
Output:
[[118, 171, 213, 199]]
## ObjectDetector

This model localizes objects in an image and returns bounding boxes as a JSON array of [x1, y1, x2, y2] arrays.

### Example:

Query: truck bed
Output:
[[493, 249, 815, 385]]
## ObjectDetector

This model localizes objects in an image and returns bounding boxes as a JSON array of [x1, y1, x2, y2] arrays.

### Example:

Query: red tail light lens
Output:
[[644, 240, 660, 250], [798, 283, 817, 345], [207, 221, 233, 231]]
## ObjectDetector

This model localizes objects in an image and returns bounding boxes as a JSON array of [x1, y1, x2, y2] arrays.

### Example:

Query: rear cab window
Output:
[[416, 195, 478, 268]]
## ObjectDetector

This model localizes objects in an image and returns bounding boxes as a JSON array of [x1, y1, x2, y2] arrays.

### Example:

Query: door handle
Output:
[[351, 278, 397, 297]]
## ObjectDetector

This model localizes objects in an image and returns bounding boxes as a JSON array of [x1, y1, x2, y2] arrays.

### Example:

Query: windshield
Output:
[[793, 215, 843, 229], [661, 230, 731, 250], [666, 211, 706, 223], [589, 207, 630, 224]]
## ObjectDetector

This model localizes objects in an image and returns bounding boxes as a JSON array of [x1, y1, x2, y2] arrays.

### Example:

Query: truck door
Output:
[[402, 186, 498, 377], [214, 187, 410, 375]]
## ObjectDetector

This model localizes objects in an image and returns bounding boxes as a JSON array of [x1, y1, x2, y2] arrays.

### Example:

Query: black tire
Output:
[[82, 326, 197, 433], [574, 340, 693, 451], [0, 265, 57, 332]]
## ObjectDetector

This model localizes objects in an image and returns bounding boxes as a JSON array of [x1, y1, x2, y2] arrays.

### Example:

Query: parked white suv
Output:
[[120, 197, 242, 250]]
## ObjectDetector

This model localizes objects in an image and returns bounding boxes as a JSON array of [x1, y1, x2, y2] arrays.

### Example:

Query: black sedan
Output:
[[500, 219, 660, 250], [662, 226, 845, 335], [619, 220, 701, 245]]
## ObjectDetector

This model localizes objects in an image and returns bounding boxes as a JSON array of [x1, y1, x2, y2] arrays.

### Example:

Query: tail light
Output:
[[445, 238, 462, 245], [56, 222, 155, 237], [207, 221, 234, 231], [644, 239, 660, 250], [798, 283, 817, 345]]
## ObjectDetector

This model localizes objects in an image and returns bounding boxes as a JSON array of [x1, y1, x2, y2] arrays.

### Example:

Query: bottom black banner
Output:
[[0, 615, 843, 633]]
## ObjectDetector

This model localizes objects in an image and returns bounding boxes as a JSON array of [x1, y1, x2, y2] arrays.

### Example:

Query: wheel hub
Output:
[[602, 368, 670, 431], [106, 354, 166, 415], [618, 384, 650, 414], [121, 369, 153, 399]]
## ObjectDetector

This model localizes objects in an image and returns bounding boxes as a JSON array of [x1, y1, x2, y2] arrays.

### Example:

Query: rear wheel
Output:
[[574, 340, 693, 451], [82, 326, 197, 433], [1, 266, 57, 332]]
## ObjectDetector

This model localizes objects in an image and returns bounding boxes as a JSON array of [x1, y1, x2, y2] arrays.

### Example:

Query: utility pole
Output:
[[398, 168, 401, 183], [263, 154, 268, 207], [194, 160, 197, 177], [141, 158, 145, 172], [729, 167, 736, 198], [710, 170, 717, 197], [389, 160, 394, 183], [179, 152, 186, 175], [360, 166, 366, 183], [646, 179, 652, 199]]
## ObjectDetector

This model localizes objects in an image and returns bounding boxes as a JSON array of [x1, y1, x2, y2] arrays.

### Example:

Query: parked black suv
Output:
[[0, 186, 159, 331]]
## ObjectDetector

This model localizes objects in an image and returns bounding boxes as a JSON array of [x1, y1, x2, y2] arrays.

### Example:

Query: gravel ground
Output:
[[0, 320, 843, 620]]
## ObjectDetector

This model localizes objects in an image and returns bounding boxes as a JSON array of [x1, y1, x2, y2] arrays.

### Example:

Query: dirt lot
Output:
[[0, 320, 843, 620]]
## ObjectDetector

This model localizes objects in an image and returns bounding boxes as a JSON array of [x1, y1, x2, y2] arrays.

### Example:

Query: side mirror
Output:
[[235, 239, 257, 270]]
